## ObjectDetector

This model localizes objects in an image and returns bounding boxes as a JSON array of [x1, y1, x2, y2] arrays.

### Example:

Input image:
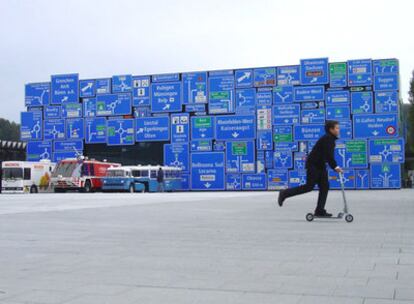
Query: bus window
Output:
[[131, 170, 141, 177], [24, 168, 31, 180], [150, 170, 157, 179], [2, 168, 23, 179], [141, 170, 149, 177]]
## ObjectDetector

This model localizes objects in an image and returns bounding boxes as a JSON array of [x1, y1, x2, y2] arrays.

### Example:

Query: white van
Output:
[[1, 160, 55, 193]]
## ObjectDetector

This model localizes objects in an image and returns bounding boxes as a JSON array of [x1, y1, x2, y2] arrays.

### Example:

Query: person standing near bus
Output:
[[157, 167, 164, 192]]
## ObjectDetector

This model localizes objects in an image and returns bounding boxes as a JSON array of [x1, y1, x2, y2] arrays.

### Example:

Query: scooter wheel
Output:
[[345, 214, 354, 223], [306, 213, 314, 222], [338, 212, 344, 218]]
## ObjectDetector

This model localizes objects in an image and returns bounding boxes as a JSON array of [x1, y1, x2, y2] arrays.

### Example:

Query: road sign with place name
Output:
[[54, 140, 83, 152], [369, 138, 404, 163], [293, 152, 307, 169], [328, 169, 355, 189], [257, 130, 273, 150], [112, 75, 132, 93], [273, 125, 292, 143], [185, 104, 206, 113], [26, 141, 52, 161], [375, 91, 398, 113], [151, 82, 182, 112], [301, 108, 325, 124], [351, 91, 373, 114], [226, 174, 241, 190], [83, 98, 96, 117], [132, 76, 150, 107], [293, 86, 324, 102], [241, 174, 267, 190], [355, 169, 370, 189], [66, 118, 84, 140], [79, 79, 95, 97], [326, 105, 350, 121], [152, 73, 180, 83], [226, 141, 255, 173], [339, 120, 352, 139], [164, 143, 189, 172], [329, 62, 347, 87], [373, 59, 399, 75], [191, 152, 225, 190], [51, 74, 79, 104], [135, 116, 169, 142], [235, 69, 253, 88], [25, 83, 50, 106], [274, 142, 298, 151], [277, 66, 300, 86], [236, 88, 256, 114], [374, 74, 399, 91], [254, 67, 276, 87], [95, 78, 111, 95], [171, 113, 189, 143], [96, 93, 132, 116], [273, 86, 293, 104], [300, 58, 329, 85], [294, 124, 325, 141], [107, 119, 134, 145], [256, 89, 272, 106], [62, 102, 82, 118], [52, 151, 79, 162], [182, 72, 208, 104], [288, 170, 307, 187], [274, 150, 293, 169], [348, 59, 372, 86], [208, 75, 235, 114], [267, 169, 288, 189], [215, 115, 256, 140], [191, 140, 212, 152], [273, 104, 300, 125], [44, 106, 61, 119], [370, 163, 401, 188], [335, 140, 368, 168], [85, 117, 106, 143], [353, 114, 398, 138], [325, 90, 349, 105], [44, 119, 65, 140], [191, 116, 214, 140]]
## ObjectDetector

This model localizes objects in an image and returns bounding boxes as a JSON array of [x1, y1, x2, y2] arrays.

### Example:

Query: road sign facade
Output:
[[369, 138, 404, 163], [191, 116, 214, 140], [107, 119, 134, 145], [329, 62, 347, 87], [300, 58, 329, 85], [66, 118, 84, 140], [171, 113, 189, 143], [112, 75, 132, 93], [21, 111, 43, 141], [208, 75, 235, 114], [241, 174, 267, 190], [253, 67, 276, 87], [164, 143, 189, 172], [294, 124, 325, 141], [85, 117, 107, 143], [294, 86, 325, 102], [135, 116, 170, 142], [273, 104, 300, 125], [191, 152, 225, 190], [353, 114, 398, 138], [51, 74, 79, 104], [25, 83, 50, 106], [348, 59, 372, 86], [375, 91, 398, 113], [182, 72, 208, 104], [226, 141, 255, 173], [226, 174, 241, 190], [335, 140, 368, 168], [370, 163, 401, 188], [215, 115, 255, 140], [151, 82, 182, 112], [44, 119, 65, 140], [277, 66, 300, 86], [96, 93, 132, 116], [79, 79, 96, 97], [26, 141, 52, 161], [132, 76, 150, 107]]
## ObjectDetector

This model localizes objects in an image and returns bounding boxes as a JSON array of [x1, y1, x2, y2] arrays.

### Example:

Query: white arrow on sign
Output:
[[310, 77, 317, 83], [201, 133, 205, 138], [232, 132, 239, 138], [237, 71, 251, 83], [137, 128, 144, 134], [81, 82, 93, 92], [163, 104, 171, 110], [61, 96, 68, 102], [204, 182, 211, 188], [372, 130, 379, 136]]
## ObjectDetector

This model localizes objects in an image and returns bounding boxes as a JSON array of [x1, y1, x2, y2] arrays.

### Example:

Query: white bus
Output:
[[1, 160, 55, 193]]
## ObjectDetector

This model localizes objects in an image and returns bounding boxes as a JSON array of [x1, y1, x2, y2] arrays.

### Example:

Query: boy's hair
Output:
[[324, 120, 339, 133]]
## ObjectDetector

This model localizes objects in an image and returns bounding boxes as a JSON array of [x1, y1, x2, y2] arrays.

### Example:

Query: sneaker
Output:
[[314, 209, 332, 217], [278, 190, 286, 207]]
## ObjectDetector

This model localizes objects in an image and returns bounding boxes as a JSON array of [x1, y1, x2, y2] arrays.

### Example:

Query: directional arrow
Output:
[[81, 82, 93, 92], [137, 128, 144, 134], [310, 77, 317, 83], [237, 71, 251, 83], [61, 96, 68, 102], [201, 133, 205, 138], [163, 104, 171, 110], [232, 132, 239, 138], [372, 130, 379, 136], [204, 182, 211, 188]]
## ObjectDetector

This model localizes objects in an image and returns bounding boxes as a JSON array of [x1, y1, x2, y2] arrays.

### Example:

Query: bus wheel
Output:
[[30, 185, 38, 193], [83, 180, 92, 193], [129, 184, 135, 193]]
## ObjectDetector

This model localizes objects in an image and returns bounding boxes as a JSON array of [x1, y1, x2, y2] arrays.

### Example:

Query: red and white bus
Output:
[[51, 158, 120, 192]]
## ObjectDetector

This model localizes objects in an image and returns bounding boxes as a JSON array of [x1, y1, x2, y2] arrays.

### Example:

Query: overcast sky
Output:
[[0, 0, 412, 122]]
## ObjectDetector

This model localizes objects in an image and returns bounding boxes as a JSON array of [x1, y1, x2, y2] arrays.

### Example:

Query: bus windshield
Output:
[[2, 168, 23, 179], [106, 170, 127, 177], [52, 162, 81, 178]]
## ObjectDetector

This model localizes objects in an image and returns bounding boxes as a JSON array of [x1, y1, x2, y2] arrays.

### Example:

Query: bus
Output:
[[51, 157, 120, 192], [102, 165, 182, 193], [1, 160, 55, 193]]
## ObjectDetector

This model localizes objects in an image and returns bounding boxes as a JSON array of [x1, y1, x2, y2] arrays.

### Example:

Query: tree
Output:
[[0, 118, 20, 141], [407, 71, 414, 153]]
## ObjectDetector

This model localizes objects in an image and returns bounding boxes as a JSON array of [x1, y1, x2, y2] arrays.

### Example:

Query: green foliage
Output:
[[0, 118, 20, 141], [407, 71, 414, 153]]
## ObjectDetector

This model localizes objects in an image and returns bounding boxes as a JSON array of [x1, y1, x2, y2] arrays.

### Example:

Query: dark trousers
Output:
[[283, 165, 330, 212]]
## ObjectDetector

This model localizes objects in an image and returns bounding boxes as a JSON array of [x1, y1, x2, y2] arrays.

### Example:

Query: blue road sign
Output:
[[52, 151, 79, 162], [51, 74, 79, 104], [182, 72, 208, 104], [257, 130, 273, 150], [326, 105, 350, 121], [275, 142, 298, 151], [353, 114, 398, 138], [253, 67, 276, 87], [274, 150, 293, 169], [226, 174, 241, 190], [83, 98, 96, 117], [373, 59, 399, 74], [66, 118, 84, 140], [95, 78, 111, 95], [26, 141, 52, 161], [257, 105, 272, 130], [301, 101, 322, 109], [370, 163, 401, 189], [208, 75, 235, 114], [171, 113, 189, 143], [293, 152, 307, 170], [242, 174, 267, 190], [294, 124, 325, 141], [334, 140, 368, 168], [215, 115, 256, 140], [329, 62, 347, 87], [256, 151, 265, 173], [236, 88, 256, 114], [265, 150, 273, 169], [21, 111, 42, 141], [351, 91, 373, 114], [164, 143, 189, 172], [339, 120, 352, 139], [191, 140, 212, 152], [273, 125, 292, 143], [272, 104, 300, 125], [96, 93, 132, 116], [225, 141, 255, 173], [191, 152, 225, 190], [134, 107, 150, 118], [185, 104, 206, 113], [181, 173, 190, 191], [267, 169, 288, 190], [112, 75, 132, 93], [294, 86, 325, 102], [25, 83, 50, 106], [355, 169, 370, 189], [213, 141, 225, 151], [54, 140, 83, 152], [235, 69, 253, 88], [375, 91, 398, 113], [152, 73, 180, 83], [62, 102, 82, 118], [328, 169, 355, 189], [325, 90, 349, 105], [288, 170, 307, 187], [209, 70, 233, 77], [369, 138, 404, 163], [79, 79, 95, 97], [348, 59, 372, 86], [256, 89, 273, 106], [132, 76, 150, 107], [44, 119, 65, 140], [300, 58, 329, 85], [277, 66, 300, 86], [85, 117, 107, 143], [273, 86, 293, 104], [374, 74, 399, 91], [44, 106, 61, 119], [107, 119, 134, 145], [151, 82, 182, 113], [301, 109, 325, 124], [191, 116, 214, 140], [135, 116, 170, 142]]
